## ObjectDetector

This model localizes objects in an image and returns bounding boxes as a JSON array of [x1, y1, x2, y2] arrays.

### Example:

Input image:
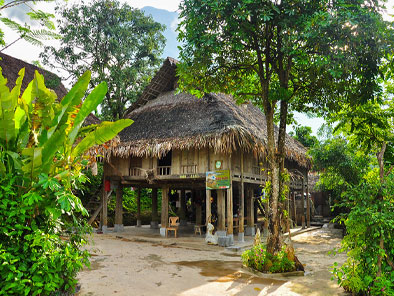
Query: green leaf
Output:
[[68, 82, 107, 145], [71, 119, 132, 158]]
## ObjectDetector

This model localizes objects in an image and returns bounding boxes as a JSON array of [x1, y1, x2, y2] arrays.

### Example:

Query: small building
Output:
[[102, 58, 310, 241]]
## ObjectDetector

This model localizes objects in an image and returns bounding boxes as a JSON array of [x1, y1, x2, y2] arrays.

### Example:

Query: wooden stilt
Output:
[[217, 190, 225, 231], [226, 187, 233, 235], [136, 187, 141, 227], [206, 189, 211, 224], [160, 187, 169, 236], [151, 188, 158, 228], [114, 183, 123, 232], [239, 153, 245, 235]]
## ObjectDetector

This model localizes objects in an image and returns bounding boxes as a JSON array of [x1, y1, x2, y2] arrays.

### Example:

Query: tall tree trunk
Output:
[[266, 106, 282, 254]]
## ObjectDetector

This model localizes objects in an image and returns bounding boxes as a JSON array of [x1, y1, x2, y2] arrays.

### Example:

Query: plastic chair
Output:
[[166, 216, 179, 237]]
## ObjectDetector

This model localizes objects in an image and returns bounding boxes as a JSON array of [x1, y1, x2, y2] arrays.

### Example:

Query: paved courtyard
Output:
[[77, 226, 347, 296]]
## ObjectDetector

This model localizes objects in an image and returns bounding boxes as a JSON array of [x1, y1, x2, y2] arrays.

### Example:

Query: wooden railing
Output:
[[252, 166, 263, 175], [129, 167, 142, 176], [181, 164, 197, 174], [157, 166, 171, 176]]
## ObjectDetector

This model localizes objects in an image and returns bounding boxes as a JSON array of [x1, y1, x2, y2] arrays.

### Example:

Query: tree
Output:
[[41, 0, 166, 120], [0, 0, 58, 51], [289, 125, 318, 148], [177, 0, 391, 254]]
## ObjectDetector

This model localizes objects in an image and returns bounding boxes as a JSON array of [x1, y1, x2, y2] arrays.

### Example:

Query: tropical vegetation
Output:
[[0, 68, 132, 295]]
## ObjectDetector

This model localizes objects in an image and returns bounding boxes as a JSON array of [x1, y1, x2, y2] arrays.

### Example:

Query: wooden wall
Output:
[[106, 148, 278, 177]]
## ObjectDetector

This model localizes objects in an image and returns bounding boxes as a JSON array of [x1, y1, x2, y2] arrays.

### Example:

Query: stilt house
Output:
[[102, 58, 311, 241]]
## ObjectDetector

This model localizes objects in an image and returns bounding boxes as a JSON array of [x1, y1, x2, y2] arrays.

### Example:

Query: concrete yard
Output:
[[77, 226, 347, 296]]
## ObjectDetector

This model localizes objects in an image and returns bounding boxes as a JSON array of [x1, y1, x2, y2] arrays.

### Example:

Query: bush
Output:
[[241, 244, 295, 273], [332, 171, 394, 295], [0, 174, 90, 295], [0, 69, 131, 295]]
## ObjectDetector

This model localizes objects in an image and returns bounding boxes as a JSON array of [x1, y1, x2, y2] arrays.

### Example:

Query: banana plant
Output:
[[0, 68, 133, 183]]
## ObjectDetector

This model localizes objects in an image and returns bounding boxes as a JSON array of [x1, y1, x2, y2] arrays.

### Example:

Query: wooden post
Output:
[[114, 183, 123, 232], [301, 176, 305, 229], [246, 187, 255, 236], [136, 187, 141, 227], [206, 189, 211, 225], [195, 190, 202, 225], [217, 190, 226, 231], [160, 187, 169, 236], [151, 188, 159, 229], [239, 153, 245, 241], [306, 174, 311, 228], [179, 189, 187, 226], [226, 187, 233, 237], [102, 180, 108, 233], [293, 191, 297, 227]]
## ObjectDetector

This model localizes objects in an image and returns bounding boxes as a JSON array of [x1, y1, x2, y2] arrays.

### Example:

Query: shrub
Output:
[[331, 171, 394, 295], [0, 69, 132, 295], [241, 243, 295, 273]]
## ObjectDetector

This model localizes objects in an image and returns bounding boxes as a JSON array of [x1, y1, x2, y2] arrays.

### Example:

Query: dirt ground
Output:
[[77, 226, 347, 296]]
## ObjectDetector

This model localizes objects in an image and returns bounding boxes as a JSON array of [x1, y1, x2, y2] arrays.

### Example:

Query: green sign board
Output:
[[206, 170, 231, 190]]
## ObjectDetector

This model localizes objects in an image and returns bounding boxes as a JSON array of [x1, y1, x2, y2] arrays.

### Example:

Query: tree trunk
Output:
[[265, 107, 282, 254]]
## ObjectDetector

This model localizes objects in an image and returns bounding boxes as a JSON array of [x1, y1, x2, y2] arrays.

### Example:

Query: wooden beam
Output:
[[206, 189, 211, 224], [114, 183, 123, 227], [151, 188, 158, 222], [227, 187, 233, 235], [306, 176, 311, 228], [239, 152, 245, 234], [217, 190, 225, 231], [247, 187, 254, 227], [136, 187, 141, 227], [179, 189, 186, 223], [161, 187, 169, 228], [195, 190, 202, 225]]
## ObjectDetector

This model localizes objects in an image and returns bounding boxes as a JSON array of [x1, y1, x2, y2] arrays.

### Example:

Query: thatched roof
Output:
[[112, 57, 309, 168], [0, 52, 68, 98]]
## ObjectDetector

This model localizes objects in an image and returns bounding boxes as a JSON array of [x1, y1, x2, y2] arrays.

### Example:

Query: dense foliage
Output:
[[332, 171, 394, 295], [41, 0, 166, 120], [289, 126, 318, 148], [242, 244, 295, 273], [177, 0, 390, 255], [0, 68, 132, 295]]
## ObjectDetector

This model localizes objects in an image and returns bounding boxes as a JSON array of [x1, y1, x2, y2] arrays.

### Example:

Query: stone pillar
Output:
[[151, 188, 159, 229], [217, 190, 226, 237], [195, 190, 202, 225], [226, 187, 234, 245], [206, 189, 211, 225], [179, 189, 187, 226], [160, 187, 169, 236], [245, 187, 255, 236], [114, 183, 124, 232], [136, 187, 142, 227], [102, 182, 108, 233]]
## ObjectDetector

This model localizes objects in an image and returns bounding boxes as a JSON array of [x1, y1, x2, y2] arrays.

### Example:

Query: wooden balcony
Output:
[[129, 167, 143, 176], [157, 166, 171, 176], [181, 164, 198, 174]]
